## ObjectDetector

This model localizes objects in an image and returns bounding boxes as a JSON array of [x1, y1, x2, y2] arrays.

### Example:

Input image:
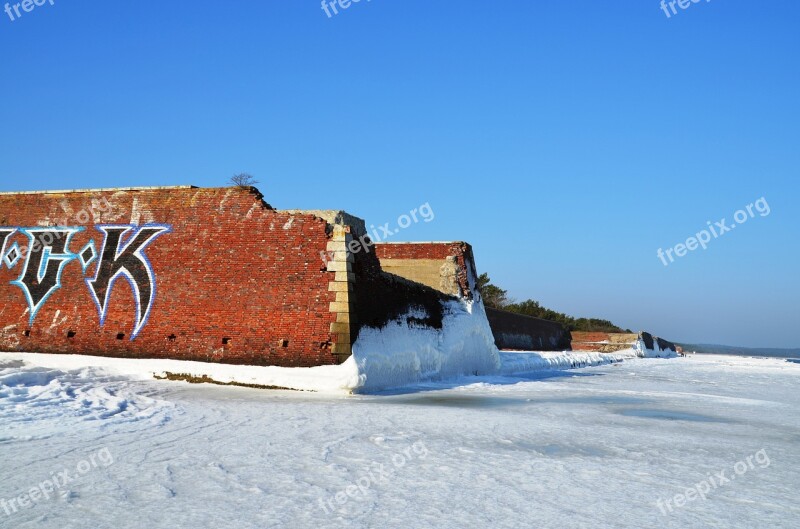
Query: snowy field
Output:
[[1, 353, 798, 528]]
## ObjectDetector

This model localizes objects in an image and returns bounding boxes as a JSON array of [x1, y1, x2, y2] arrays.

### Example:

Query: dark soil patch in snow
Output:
[[155, 372, 302, 392]]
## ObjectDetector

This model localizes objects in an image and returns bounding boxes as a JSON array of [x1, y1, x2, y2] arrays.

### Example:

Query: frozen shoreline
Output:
[[1, 353, 797, 528], [1, 344, 673, 395]]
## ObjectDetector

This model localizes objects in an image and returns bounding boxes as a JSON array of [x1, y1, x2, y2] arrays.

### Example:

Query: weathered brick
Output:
[[0, 187, 342, 367]]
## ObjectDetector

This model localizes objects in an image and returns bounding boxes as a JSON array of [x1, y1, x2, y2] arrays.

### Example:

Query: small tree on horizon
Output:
[[476, 273, 510, 309], [229, 173, 259, 188]]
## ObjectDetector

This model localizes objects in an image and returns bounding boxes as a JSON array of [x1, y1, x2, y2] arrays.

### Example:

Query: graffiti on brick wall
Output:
[[0, 224, 171, 339]]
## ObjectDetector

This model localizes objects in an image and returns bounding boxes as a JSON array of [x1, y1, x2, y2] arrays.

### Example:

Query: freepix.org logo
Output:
[[659, 0, 712, 19], [321, 0, 372, 19], [656, 197, 770, 267], [4, 0, 55, 22], [1, 447, 114, 517]]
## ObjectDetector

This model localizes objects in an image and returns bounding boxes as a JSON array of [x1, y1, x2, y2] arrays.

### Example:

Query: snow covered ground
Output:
[[1, 353, 798, 528]]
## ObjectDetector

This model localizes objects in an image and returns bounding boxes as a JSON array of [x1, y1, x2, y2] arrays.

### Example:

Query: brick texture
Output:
[[570, 331, 677, 352], [0, 187, 343, 367]]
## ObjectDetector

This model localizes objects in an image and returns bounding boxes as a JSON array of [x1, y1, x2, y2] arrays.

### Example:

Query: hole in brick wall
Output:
[[116, 333, 125, 340], [320, 341, 332, 350], [23, 330, 31, 337], [222, 337, 231, 345], [279, 339, 289, 348], [67, 330, 76, 338], [167, 334, 176, 342]]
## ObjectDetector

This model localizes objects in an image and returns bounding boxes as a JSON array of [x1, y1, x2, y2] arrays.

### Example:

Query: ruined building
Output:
[[0, 185, 673, 367]]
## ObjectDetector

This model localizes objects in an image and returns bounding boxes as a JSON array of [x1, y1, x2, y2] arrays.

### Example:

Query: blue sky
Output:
[[1, 1, 798, 347]]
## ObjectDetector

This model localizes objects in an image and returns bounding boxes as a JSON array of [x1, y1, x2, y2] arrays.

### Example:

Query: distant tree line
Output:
[[476, 273, 632, 333]]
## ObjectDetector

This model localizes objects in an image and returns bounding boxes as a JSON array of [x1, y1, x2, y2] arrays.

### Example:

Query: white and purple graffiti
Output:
[[0, 224, 171, 340]]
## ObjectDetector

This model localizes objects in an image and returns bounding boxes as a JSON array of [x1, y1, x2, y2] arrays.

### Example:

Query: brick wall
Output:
[[570, 331, 677, 352], [0, 186, 345, 367], [570, 332, 640, 352]]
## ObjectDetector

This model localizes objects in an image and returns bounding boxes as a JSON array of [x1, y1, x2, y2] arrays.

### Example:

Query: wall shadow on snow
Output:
[[360, 369, 607, 397]]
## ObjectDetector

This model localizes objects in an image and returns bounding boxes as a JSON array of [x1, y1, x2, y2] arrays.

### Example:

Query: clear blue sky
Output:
[[1, 1, 798, 348]]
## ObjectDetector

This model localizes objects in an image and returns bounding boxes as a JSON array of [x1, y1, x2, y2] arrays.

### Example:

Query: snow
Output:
[[1, 352, 363, 394], [498, 350, 633, 374], [349, 300, 500, 392], [1, 353, 798, 528], [0, 362, 173, 444]]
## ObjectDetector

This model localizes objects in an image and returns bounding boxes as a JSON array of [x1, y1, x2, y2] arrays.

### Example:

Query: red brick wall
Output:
[[570, 331, 675, 352], [0, 187, 341, 367], [375, 243, 455, 261], [570, 332, 622, 344]]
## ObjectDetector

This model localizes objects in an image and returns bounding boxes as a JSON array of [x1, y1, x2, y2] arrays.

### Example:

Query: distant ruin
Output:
[[571, 331, 677, 353]]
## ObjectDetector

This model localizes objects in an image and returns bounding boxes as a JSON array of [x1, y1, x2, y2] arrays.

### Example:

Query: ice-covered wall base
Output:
[[350, 299, 500, 392], [632, 338, 678, 358]]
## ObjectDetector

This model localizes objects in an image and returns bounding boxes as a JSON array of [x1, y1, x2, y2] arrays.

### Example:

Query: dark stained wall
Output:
[[484, 307, 571, 351]]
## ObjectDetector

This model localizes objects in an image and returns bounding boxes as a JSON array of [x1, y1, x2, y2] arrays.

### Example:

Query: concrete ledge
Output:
[[330, 322, 350, 334], [331, 343, 351, 355], [329, 301, 350, 313], [0, 185, 196, 195], [328, 282, 352, 292], [326, 261, 351, 272]]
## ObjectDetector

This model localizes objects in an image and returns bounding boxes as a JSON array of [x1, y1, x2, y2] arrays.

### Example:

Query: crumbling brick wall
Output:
[[0, 186, 346, 366], [350, 239, 450, 341], [374, 242, 475, 299]]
